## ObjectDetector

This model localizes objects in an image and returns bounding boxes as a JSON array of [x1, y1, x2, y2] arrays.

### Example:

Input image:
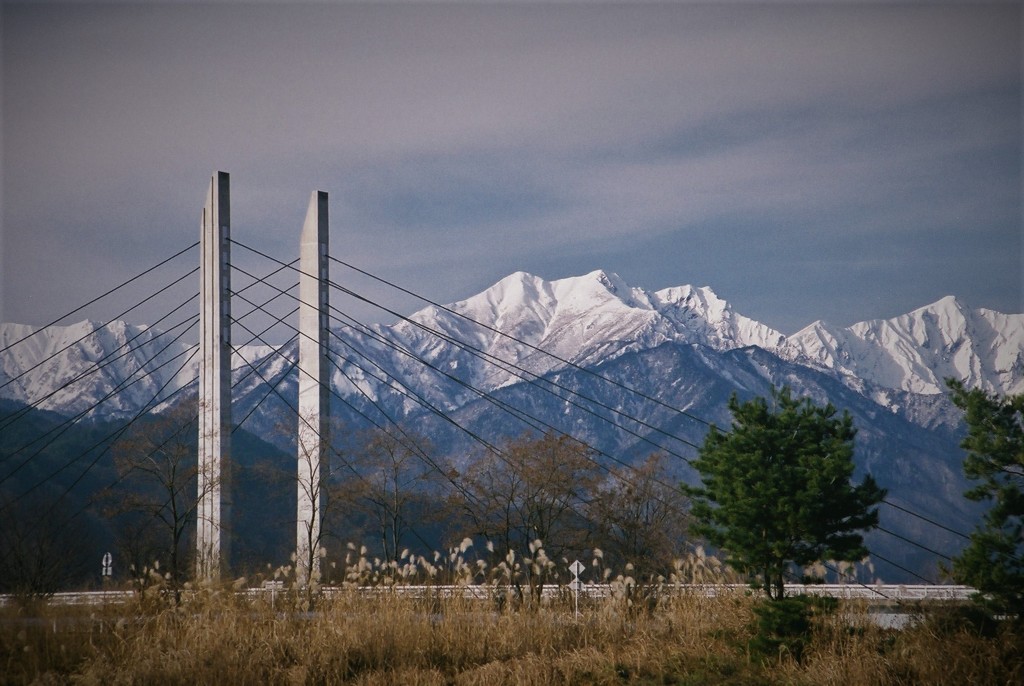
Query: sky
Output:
[[2, 1, 1021, 341]]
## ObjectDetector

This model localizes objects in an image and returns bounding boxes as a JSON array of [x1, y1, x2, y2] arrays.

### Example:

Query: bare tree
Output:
[[0, 490, 94, 598], [104, 399, 214, 595], [295, 409, 330, 587], [108, 508, 165, 582], [588, 453, 691, 578], [332, 428, 445, 565], [251, 410, 342, 588], [454, 432, 603, 599]]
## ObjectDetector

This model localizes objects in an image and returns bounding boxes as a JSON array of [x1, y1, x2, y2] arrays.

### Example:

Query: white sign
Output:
[[568, 559, 584, 620], [101, 552, 113, 577]]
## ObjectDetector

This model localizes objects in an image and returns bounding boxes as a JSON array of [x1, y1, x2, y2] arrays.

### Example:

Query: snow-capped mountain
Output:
[[327, 270, 1020, 419], [342, 270, 788, 403], [0, 319, 268, 418], [1, 270, 1020, 421], [790, 296, 1024, 398], [0, 320, 195, 417]]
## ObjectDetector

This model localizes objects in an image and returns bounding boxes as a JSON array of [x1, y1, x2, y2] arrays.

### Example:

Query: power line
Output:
[[225, 314, 439, 556], [57, 301, 318, 546], [876, 525, 954, 562], [226, 279, 490, 511], [325, 347, 487, 513], [0, 279, 307, 540], [327, 262, 955, 555], [320, 275, 958, 569], [321, 263, 977, 568], [4, 245, 614, 569], [333, 308, 695, 512], [0, 253, 298, 434], [0, 238, 974, 585], [818, 561, 896, 601], [0, 345, 201, 518], [232, 240, 704, 461], [226, 266, 606, 528], [868, 549, 939, 586], [881, 499, 971, 541], [0, 321, 200, 480], [326, 278, 701, 460], [0, 350, 204, 573], [232, 332, 298, 433]]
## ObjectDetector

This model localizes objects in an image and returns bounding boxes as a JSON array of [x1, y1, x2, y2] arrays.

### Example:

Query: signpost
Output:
[[569, 559, 584, 620], [101, 552, 113, 583]]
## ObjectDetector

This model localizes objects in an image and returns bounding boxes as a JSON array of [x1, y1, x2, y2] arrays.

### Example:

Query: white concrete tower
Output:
[[197, 171, 232, 581], [296, 191, 330, 585]]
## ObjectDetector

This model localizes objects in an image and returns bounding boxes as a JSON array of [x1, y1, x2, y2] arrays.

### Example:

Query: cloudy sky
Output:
[[2, 1, 1021, 340]]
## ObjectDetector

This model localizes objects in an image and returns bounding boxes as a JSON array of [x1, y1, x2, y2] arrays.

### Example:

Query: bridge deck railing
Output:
[[0, 583, 976, 608]]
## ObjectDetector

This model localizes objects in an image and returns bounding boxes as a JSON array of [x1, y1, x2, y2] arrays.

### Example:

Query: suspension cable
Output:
[[0, 265, 200, 394], [230, 240, 972, 572], [0, 242, 199, 355], [0, 297, 199, 433]]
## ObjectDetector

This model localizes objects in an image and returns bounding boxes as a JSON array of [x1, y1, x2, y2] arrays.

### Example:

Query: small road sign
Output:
[[568, 559, 585, 620]]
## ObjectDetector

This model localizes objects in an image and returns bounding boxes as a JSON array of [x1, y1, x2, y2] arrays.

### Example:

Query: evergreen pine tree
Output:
[[686, 386, 885, 600], [947, 379, 1024, 617]]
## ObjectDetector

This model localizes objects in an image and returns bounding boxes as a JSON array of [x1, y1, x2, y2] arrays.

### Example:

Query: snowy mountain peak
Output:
[[401, 270, 664, 382], [0, 319, 195, 417], [548, 270, 654, 313], [652, 283, 788, 354], [654, 284, 728, 322], [2, 273, 1021, 424], [394, 271, 789, 399], [791, 295, 1024, 397]]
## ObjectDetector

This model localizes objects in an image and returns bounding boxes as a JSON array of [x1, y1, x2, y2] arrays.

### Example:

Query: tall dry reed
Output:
[[3, 544, 1022, 685]]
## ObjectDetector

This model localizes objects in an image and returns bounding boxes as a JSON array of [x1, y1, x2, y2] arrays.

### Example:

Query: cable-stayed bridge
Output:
[[0, 172, 984, 603]]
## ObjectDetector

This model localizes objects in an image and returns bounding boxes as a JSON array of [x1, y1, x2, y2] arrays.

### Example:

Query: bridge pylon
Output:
[[197, 171, 232, 581], [195, 176, 330, 584], [296, 191, 330, 586]]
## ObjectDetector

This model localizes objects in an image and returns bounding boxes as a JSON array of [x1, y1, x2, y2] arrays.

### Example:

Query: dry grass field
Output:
[[2, 549, 1021, 685], [3, 585, 1021, 685]]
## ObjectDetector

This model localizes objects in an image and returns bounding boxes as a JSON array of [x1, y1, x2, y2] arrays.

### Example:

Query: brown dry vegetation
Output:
[[1, 545, 1020, 684], [3, 584, 1022, 685]]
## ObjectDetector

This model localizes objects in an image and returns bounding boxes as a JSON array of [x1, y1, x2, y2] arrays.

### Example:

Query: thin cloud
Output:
[[1, 2, 1019, 335]]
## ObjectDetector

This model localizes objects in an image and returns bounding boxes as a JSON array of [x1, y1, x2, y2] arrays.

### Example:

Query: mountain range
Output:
[[3, 269, 1022, 581]]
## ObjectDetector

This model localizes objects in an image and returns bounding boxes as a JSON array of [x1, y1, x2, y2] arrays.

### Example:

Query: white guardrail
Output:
[[1, 583, 975, 607]]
